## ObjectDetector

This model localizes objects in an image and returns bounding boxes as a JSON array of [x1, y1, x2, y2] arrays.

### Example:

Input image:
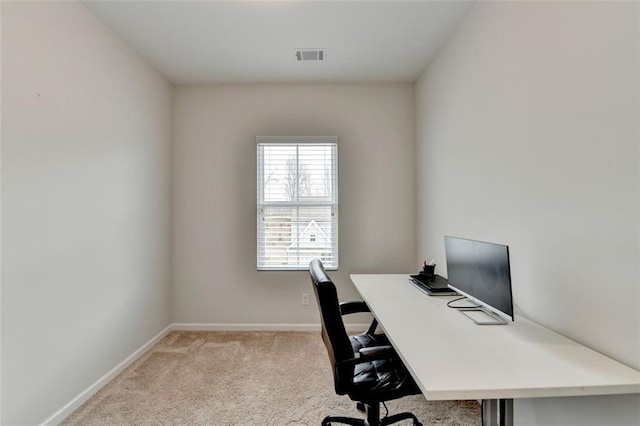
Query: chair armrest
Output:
[[340, 301, 378, 335], [358, 345, 394, 357], [339, 301, 371, 316], [340, 345, 397, 367]]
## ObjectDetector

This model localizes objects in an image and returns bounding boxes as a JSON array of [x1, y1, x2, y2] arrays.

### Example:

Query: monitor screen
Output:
[[444, 236, 514, 321]]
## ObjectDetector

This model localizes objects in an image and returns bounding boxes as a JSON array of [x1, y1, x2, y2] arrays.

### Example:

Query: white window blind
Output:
[[257, 136, 338, 271]]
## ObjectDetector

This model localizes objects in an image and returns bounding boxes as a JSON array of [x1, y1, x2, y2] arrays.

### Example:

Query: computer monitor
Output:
[[444, 236, 514, 323]]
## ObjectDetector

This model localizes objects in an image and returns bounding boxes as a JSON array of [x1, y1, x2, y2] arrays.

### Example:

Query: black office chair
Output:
[[309, 259, 423, 426]]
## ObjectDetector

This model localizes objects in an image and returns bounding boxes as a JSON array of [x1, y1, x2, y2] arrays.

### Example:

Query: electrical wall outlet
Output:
[[302, 293, 310, 305]]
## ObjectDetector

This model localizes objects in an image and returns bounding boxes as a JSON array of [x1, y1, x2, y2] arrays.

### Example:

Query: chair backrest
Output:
[[309, 258, 355, 394]]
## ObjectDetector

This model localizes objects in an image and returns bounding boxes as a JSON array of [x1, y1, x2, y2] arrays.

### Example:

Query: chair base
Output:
[[321, 402, 422, 426]]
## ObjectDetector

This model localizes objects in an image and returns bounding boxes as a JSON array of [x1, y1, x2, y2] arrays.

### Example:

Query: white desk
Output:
[[351, 274, 640, 425]]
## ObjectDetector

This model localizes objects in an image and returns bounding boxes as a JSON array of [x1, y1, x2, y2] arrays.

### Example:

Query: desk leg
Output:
[[482, 399, 513, 426], [499, 399, 513, 426], [482, 400, 497, 426]]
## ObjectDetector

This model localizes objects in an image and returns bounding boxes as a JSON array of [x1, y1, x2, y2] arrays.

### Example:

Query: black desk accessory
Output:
[[410, 273, 452, 291]]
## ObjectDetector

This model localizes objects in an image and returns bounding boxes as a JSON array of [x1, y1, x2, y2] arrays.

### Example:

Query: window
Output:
[[257, 136, 338, 270]]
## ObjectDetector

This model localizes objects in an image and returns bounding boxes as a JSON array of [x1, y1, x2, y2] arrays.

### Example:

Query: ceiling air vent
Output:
[[295, 48, 327, 62]]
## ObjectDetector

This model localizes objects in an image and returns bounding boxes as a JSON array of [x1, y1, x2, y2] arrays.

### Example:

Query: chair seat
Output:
[[348, 334, 421, 403]]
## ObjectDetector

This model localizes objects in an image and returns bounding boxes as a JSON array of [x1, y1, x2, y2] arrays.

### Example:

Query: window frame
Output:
[[256, 136, 339, 271]]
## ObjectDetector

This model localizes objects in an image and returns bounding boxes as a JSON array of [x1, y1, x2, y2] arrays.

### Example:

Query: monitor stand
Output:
[[458, 307, 508, 325]]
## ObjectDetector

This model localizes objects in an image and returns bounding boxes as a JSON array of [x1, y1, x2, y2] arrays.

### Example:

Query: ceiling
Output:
[[84, 1, 474, 85]]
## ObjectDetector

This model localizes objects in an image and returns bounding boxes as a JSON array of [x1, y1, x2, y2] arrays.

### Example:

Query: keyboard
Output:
[[409, 274, 457, 295]]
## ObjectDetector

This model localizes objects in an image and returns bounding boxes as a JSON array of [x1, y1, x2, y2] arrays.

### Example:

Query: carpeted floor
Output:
[[63, 331, 480, 425]]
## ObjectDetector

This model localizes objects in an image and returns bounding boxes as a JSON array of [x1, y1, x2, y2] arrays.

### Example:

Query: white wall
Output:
[[172, 84, 415, 324], [1, 2, 173, 424], [416, 2, 639, 425]]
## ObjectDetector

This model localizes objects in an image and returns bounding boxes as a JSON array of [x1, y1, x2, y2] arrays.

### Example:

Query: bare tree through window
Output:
[[285, 156, 311, 201]]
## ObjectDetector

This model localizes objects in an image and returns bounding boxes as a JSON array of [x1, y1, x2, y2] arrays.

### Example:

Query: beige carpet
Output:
[[63, 331, 480, 425]]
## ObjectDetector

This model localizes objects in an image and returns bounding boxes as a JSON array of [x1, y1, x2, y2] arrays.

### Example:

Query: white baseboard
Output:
[[171, 322, 372, 333], [42, 322, 372, 425], [40, 324, 172, 426]]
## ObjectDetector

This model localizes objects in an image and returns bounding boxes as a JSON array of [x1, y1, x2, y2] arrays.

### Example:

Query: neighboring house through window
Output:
[[256, 136, 338, 270]]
